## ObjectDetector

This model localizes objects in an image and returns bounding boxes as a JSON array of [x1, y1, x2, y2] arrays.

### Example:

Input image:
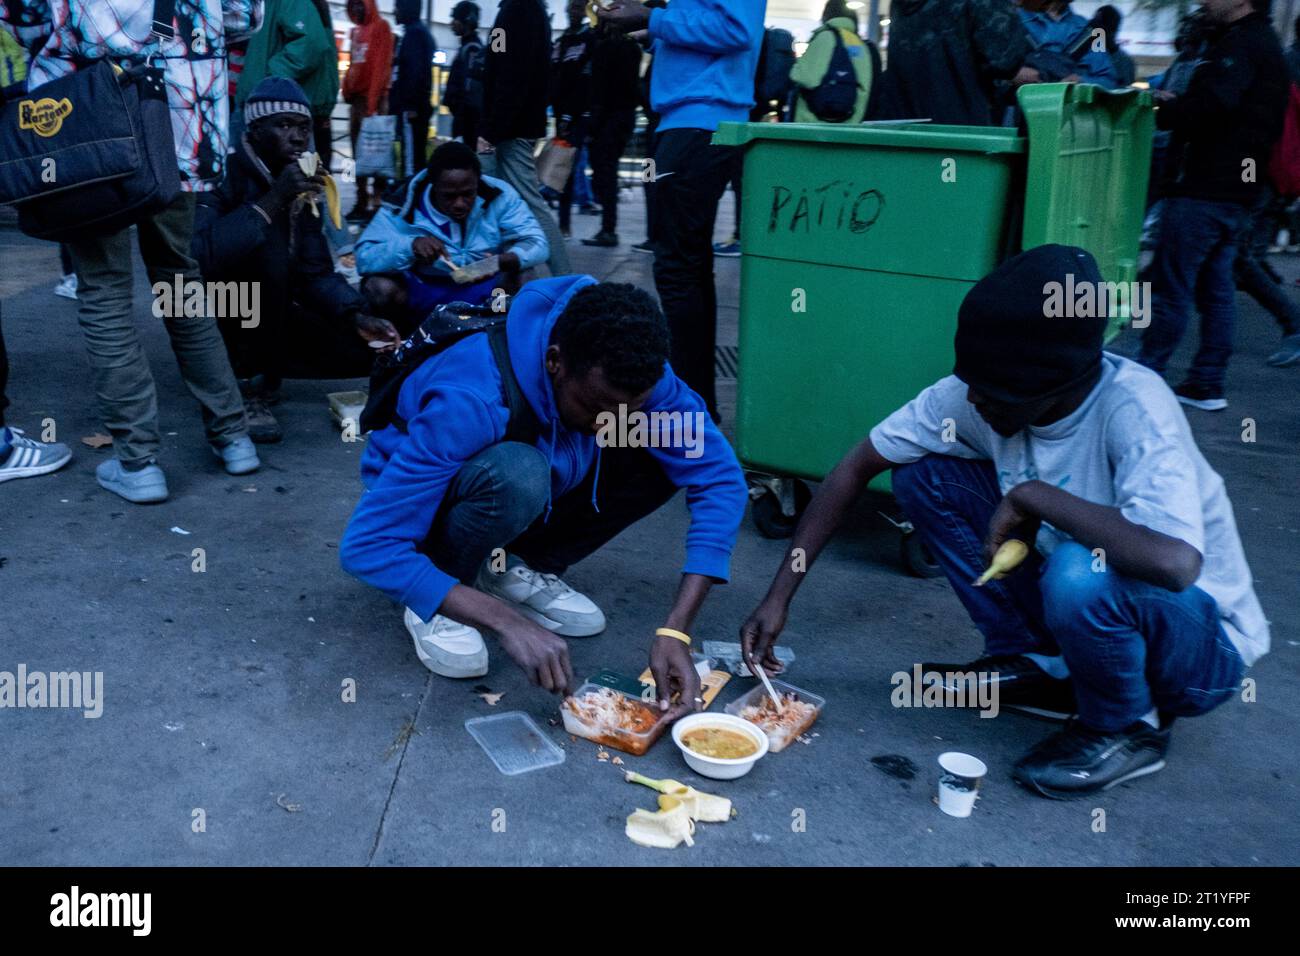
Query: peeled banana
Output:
[[625, 796, 696, 849], [625, 771, 732, 823], [975, 538, 1030, 587], [297, 152, 342, 230]]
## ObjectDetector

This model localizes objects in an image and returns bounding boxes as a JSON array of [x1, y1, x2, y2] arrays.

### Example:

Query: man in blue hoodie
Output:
[[340, 277, 748, 713], [598, 0, 766, 421]]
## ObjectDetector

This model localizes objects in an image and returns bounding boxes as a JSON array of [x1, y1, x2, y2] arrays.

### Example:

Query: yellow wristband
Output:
[[655, 627, 691, 646]]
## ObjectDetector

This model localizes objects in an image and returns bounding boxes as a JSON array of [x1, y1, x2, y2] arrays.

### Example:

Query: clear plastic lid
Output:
[[465, 711, 566, 776]]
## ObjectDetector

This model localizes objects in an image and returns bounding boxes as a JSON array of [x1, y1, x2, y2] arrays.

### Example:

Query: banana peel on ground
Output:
[[625, 795, 696, 849], [623, 773, 737, 849], [625, 771, 733, 824], [297, 152, 342, 230]]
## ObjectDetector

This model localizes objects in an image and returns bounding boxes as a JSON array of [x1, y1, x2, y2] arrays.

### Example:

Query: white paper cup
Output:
[[937, 751, 988, 818]]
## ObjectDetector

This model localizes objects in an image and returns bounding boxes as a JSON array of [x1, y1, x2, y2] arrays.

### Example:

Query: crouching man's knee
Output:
[[1041, 541, 1115, 631]]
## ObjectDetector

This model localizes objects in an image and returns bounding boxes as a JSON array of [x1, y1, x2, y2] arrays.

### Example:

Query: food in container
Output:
[[561, 683, 665, 755], [725, 680, 825, 753], [670, 713, 768, 780]]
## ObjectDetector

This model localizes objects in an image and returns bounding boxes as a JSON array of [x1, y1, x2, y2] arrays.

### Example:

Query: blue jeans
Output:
[[893, 455, 1244, 731], [419, 441, 677, 584], [1139, 197, 1249, 390]]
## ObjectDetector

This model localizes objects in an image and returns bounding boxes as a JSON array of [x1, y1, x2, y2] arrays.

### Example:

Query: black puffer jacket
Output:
[[192, 145, 365, 327]]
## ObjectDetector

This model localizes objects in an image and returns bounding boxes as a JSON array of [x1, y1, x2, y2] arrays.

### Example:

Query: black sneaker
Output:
[[1173, 382, 1227, 411], [631, 240, 656, 255], [244, 398, 283, 444], [918, 654, 1077, 721], [581, 230, 619, 247], [1012, 718, 1171, 799]]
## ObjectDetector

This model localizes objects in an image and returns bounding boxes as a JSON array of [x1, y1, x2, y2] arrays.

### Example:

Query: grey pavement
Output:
[[0, 184, 1296, 867]]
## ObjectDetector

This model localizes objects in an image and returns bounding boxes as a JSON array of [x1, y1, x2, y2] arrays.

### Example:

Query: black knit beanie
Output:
[[953, 244, 1108, 404]]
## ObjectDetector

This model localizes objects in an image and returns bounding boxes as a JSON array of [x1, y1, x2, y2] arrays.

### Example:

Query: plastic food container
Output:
[[327, 390, 368, 431], [465, 712, 566, 776], [725, 679, 825, 753], [671, 713, 769, 780], [561, 682, 665, 756]]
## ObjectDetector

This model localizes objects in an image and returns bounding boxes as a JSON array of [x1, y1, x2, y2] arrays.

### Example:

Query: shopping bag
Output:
[[535, 137, 577, 192], [355, 114, 397, 178]]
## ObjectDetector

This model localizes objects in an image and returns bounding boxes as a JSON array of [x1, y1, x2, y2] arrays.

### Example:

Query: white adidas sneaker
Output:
[[404, 608, 489, 678], [475, 555, 606, 637]]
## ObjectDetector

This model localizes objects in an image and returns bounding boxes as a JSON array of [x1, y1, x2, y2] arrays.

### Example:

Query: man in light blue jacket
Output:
[[598, 0, 766, 421], [358, 141, 549, 320]]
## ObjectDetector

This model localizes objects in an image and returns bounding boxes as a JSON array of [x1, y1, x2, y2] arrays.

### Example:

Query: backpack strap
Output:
[[487, 324, 541, 445]]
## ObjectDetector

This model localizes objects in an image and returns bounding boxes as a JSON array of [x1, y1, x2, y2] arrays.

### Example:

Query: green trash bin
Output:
[[712, 84, 1153, 564]]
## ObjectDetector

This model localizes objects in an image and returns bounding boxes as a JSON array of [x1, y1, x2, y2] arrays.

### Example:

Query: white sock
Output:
[[1023, 653, 1070, 680], [1139, 708, 1160, 729]]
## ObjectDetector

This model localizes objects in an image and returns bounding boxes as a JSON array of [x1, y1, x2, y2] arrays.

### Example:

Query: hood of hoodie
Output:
[[351, 0, 379, 25], [505, 274, 602, 506], [395, 0, 421, 23], [505, 274, 598, 431], [895, 0, 928, 14]]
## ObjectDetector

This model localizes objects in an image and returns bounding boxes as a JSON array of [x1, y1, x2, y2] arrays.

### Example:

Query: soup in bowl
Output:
[[671, 713, 769, 780]]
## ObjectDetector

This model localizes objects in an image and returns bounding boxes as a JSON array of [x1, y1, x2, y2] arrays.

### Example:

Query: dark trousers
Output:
[[893, 455, 1244, 732], [399, 109, 432, 178], [589, 107, 636, 233], [1235, 187, 1300, 336], [218, 300, 377, 384], [642, 110, 659, 242], [558, 119, 589, 233], [420, 441, 678, 584], [651, 128, 736, 416], [313, 114, 334, 174], [0, 309, 8, 428], [1138, 197, 1249, 390]]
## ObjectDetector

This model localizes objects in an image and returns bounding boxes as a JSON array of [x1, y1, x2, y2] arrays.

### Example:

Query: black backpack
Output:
[[803, 28, 861, 123], [359, 300, 540, 443], [0, 2, 181, 241], [757, 28, 796, 107]]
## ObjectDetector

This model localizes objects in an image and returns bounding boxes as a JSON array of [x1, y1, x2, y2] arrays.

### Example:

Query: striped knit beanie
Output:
[[244, 77, 312, 124]]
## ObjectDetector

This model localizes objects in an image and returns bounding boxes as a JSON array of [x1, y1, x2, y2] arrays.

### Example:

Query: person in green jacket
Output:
[[789, 0, 873, 124], [235, 0, 340, 169]]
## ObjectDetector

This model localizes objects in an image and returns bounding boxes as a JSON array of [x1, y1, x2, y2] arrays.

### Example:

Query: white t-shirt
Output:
[[869, 353, 1269, 666]]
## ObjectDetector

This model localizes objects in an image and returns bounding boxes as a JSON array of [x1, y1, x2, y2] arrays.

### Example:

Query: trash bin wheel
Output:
[[750, 479, 812, 539], [900, 530, 944, 578]]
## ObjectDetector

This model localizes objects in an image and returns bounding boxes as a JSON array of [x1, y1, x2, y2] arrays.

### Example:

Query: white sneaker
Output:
[[404, 608, 489, 678], [475, 555, 606, 637], [53, 273, 78, 300]]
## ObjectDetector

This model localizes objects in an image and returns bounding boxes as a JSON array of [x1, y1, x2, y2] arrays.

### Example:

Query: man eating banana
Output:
[[192, 77, 404, 444]]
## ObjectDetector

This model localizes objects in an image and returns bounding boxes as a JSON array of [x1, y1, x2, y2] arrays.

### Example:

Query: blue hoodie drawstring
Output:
[[542, 418, 557, 522], [590, 446, 602, 514]]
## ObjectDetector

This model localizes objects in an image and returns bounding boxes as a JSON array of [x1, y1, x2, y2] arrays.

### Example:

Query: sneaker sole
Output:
[[406, 624, 489, 679], [96, 475, 168, 504], [0, 452, 73, 482], [211, 445, 261, 475], [1014, 758, 1166, 800], [1003, 702, 1076, 723], [510, 602, 606, 638], [1176, 395, 1228, 411], [1266, 352, 1300, 368]]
